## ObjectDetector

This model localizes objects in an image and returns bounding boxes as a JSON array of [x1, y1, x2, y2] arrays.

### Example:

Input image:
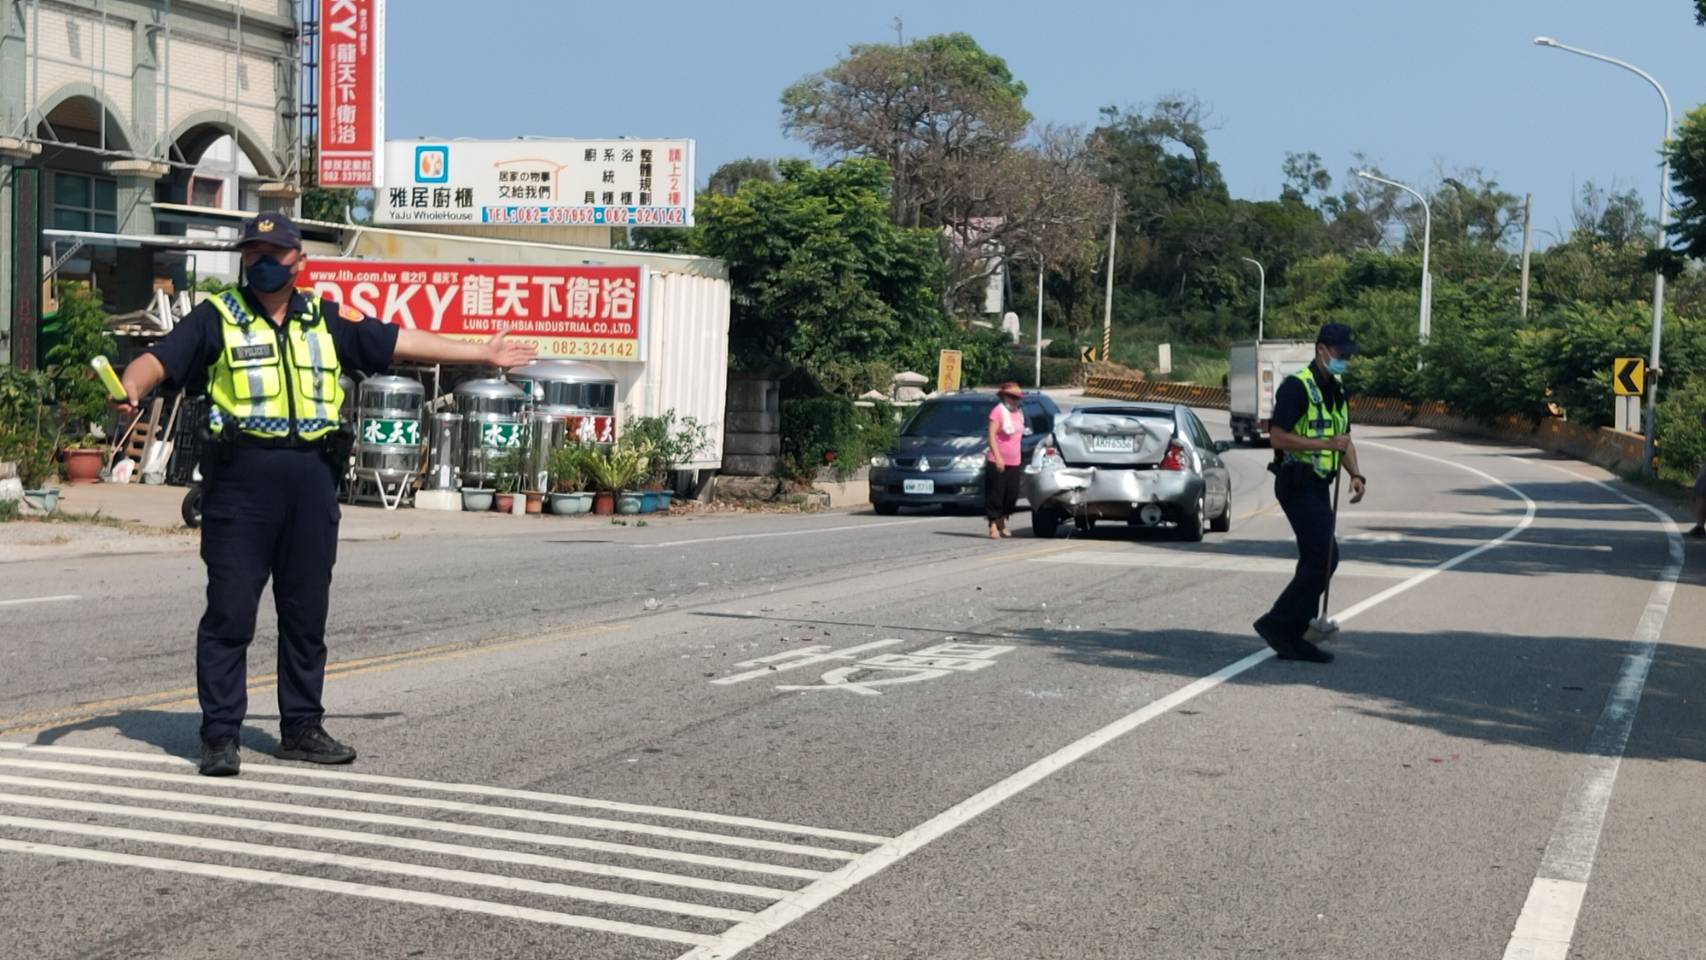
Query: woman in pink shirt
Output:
[[985, 382, 1026, 539]]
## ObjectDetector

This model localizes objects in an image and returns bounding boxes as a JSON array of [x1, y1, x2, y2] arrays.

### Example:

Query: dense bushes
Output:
[[779, 397, 899, 481]]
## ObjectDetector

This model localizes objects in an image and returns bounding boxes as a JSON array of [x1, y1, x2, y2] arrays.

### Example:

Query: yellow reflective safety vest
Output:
[[206, 289, 344, 442], [1283, 365, 1349, 479]]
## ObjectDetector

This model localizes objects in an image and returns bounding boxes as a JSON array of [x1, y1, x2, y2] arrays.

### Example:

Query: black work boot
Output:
[[1253, 616, 1301, 657], [199, 737, 241, 777], [276, 725, 357, 764], [1278, 636, 1335, 664]]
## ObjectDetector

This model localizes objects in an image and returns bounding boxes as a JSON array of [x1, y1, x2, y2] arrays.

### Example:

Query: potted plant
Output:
[[547, 445, 590, 515], [622, 410, 710, 512], [15, 437, 61, 514], [584, 447, 646, 515], [489, 448, 522, 513], [60, 434, 105, 484], [45, 282, 117, 474]]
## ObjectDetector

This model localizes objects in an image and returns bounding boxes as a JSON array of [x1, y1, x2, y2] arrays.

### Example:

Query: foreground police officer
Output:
[[1253, 322, 1366, 664], [118, 212, 536, 775]]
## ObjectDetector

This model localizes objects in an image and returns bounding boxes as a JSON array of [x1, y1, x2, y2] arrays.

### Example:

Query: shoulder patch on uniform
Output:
[[338, 304, 365, 323]]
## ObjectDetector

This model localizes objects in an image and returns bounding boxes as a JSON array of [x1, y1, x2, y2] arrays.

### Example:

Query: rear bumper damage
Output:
[[1023, 465, 1203, 523]]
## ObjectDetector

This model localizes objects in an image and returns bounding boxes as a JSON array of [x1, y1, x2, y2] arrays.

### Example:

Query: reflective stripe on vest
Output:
[[1284, 365, 1349, 478], [206, 290, 344, 442]]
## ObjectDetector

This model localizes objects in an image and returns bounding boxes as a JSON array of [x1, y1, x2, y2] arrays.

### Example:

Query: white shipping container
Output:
[[337, 224, 732, 469]]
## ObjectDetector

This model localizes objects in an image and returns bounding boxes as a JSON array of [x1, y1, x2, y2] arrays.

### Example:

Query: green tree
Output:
[[707, 158, 778, 197], [1667, 104, 1706, 259], [676, 159, 950, 385], [781, 33, 1030, 229]]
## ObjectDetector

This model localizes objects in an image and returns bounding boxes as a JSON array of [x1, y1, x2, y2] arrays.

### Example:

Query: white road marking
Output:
[[1031, 549, 1416, 579], [0, 790, 789, 899], [0, 813, 756, 922], [0, 773, 829, 880], [674, 441, 1540, 960], [0, 756, 858, 861], [637, 516, 949, 548], [0, 836, 716, 947], [0, 741, 884, 845], [0, 594, 80, 608], [1500, 464, 1683, 960]]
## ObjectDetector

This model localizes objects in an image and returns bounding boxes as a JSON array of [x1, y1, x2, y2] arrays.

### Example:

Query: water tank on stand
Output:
[[509, 360, 619, 446], [354, 376, 426, 481], [453, 378, 526, 489]]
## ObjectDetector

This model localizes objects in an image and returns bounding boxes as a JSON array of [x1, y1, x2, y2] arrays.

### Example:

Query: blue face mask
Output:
[[246, 255, 294, 294], [1326, 356, 1350, 377]]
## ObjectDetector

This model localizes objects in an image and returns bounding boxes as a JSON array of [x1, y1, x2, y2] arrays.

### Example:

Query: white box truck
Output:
[[1228, 340, 1315, 445]]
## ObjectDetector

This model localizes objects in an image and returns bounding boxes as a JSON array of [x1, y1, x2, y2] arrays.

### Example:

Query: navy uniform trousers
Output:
[[1261, 462, 1340, 638], [196, 444, 341, 742]]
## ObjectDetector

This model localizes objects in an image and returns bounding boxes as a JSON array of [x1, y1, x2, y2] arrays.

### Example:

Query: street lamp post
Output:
[[1356, 170, 1432, 354], [1534, 36, 1673, 476], [1239, 257, 1265, 341]]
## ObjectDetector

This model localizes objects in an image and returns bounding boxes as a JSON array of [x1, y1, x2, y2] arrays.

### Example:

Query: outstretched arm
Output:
[[394, 329, 537, 368]]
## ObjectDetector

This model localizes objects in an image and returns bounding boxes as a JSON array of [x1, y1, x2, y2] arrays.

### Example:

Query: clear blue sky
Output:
[[388, 0, 1705, 245]]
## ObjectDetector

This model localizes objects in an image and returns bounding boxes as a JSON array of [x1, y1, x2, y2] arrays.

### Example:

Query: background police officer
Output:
[[116, 212, 536, 776], [1254, 322, 1366, 663]]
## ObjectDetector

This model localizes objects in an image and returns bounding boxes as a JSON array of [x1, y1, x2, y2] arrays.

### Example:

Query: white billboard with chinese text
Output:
[[374, 139, 695, 228]]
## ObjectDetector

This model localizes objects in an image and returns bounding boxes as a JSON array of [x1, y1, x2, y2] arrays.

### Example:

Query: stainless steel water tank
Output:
[[523, 412, 564, 493], [426, 412, 463, 491], [509, 360, 619, 417], [454, 378, 526, 488], [354, 376, 425, 481]]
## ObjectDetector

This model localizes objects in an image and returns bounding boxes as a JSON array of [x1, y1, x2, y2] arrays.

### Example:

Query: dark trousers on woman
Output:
[[985, 463, 1022, 522]]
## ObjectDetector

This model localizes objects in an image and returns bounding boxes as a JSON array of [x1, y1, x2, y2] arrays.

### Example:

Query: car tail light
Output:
[[1160, 440, 1186, 471], [1031, 444, 1064, 471]]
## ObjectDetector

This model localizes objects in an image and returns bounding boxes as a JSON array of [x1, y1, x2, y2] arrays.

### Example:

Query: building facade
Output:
[[0, 0, 301, 367]]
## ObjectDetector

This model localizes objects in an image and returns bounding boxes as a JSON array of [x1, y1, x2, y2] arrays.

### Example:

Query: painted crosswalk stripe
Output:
[[0, 790, 789, 899], [0, 756, 857, 861], [0, 773, 827, 880], [0, 741, 885, 845], [0, 836, 717, 947], [0, 813, 755, 921]]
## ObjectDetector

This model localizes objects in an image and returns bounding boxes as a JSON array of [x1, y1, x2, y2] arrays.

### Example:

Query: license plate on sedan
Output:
[[1088, 435, 1135, 453], [903, 479, 935, 494]]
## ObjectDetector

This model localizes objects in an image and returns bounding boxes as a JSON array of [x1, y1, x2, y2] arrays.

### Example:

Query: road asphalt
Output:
[[2, 411, 1702, 960]]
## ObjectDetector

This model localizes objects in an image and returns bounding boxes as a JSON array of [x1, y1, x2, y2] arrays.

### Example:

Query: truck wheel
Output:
[[1032, 509, 1062, 539]]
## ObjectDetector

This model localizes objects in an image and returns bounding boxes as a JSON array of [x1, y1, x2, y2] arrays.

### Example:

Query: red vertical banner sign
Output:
[[317, 0, 384, 188]]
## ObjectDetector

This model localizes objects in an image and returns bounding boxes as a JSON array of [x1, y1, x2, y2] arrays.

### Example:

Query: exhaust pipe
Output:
[[1138, 503, 1164, 526]]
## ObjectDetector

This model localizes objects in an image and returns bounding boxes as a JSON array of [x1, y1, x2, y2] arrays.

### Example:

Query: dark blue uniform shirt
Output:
[[145, 287, 399, 393]]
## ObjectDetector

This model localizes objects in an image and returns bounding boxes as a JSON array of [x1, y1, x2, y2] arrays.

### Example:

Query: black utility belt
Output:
[[223, 433, 343, 452]]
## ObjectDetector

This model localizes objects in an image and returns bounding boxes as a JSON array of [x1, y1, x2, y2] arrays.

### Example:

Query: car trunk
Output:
[[1053, 410, 1174, 466]]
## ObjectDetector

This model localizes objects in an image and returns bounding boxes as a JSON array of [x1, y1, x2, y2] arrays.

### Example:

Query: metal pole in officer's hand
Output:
[[1533, 36, 1672, 477]]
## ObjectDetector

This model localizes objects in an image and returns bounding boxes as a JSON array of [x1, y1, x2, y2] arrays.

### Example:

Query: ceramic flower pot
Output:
[[61, 448, 103, 484], [617, 492, 643, 515], [524, 491, 544, 515], [21, 488, 60, 513], [574, 492, 595, 514], [461, 487, 495, 512], [493, 492, 516, 513], [592, 491, 616, 515]]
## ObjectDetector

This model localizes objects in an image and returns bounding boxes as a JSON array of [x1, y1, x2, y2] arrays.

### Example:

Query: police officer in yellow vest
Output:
[[117, 212, 536, 776], [1253, 323, 1366, 663]]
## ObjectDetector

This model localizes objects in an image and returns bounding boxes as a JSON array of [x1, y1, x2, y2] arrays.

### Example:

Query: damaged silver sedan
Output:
[[1022, 403, 1234, 541]]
